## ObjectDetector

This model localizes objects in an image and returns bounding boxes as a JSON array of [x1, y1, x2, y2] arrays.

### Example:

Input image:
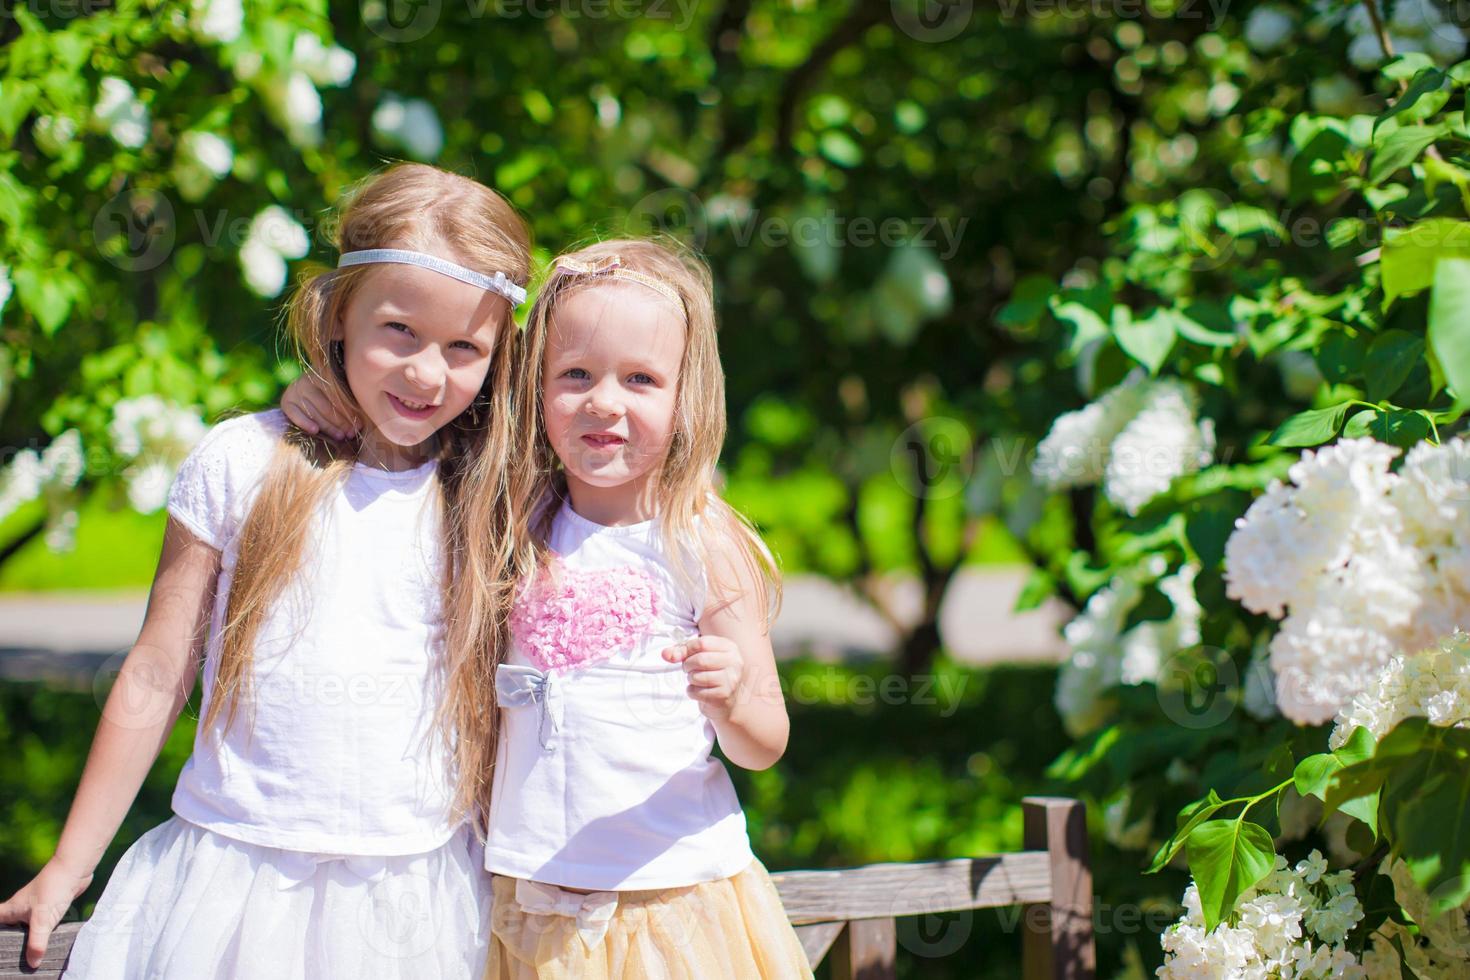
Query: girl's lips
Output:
[[581, 433, 627, 449], [387, 392, 437, 421]]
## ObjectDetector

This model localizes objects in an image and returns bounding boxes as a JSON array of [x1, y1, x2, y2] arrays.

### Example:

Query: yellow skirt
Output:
[[484, 860, 814, 980]]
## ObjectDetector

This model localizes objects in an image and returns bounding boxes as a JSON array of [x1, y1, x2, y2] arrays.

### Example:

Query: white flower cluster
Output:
[[1034, 373, 1215, 515], [1361, 858, 1470, 976], [1340, 0, 1466, 68], [1329, 630, 1470, 749], [371, 94, 446, 162], [93, 77, 149, 149], [1226, 437, 1470, 724], [239, 205, 311, 298], [191, 0, 242, 45], [1245, 5, 1295, 53], [260, 33, 357, 149], [109, 396, 207, 514], [173, 130, 234, 202], [1159, 851, 1365, 979], [0, 430, 86, 552], [1055, 556, 1202, 736]]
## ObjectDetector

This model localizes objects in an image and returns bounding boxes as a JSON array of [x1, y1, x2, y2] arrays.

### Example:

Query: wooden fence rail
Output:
[[2, 797, 1094, 979]]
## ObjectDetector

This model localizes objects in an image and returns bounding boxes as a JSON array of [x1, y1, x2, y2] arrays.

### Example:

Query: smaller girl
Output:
[[0, 163, 531, 979], [488, 239, 809, 978]]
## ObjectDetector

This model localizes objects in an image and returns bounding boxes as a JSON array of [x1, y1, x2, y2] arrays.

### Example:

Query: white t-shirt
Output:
[[166, 410, 460, 856], [483, 501, 756, 890]]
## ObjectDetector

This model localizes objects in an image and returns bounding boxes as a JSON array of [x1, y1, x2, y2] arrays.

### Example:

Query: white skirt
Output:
[[63, 816, 491, 980]]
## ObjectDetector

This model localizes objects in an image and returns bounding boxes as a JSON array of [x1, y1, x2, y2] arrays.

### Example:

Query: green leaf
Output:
[[1376, 68, 1450, 135], [1364, 330, 1426, 401], [1172, 309, 1239, 348], [1384, 52, 1439, 81], [1370, 409, 1433, 448], [1336, 725, 1377, 766], [1294, 753, 1342, 800], [1184, 495, 1239, 569], [1113, 307, 1176, 375], [1187, 820, 1277, 932], [1344, 409, 1376, 438], [1423, 156, 1470, 216], [1013, 567, 1055, 612], [1316, 330, 1368, 384], [1147, 789, 1226, 874], [1428, 257, 1470, 401], [12, 266, 75, 336], [1216, 205, 1284, 239], [1381, 219, 1470, 302], [1369, 124, 1448, 186], [1267, 403, 1349, 447], [1051, 300, 1109, 357], [1384, 728, 1470, 914], [997, 276, 1056, 333]]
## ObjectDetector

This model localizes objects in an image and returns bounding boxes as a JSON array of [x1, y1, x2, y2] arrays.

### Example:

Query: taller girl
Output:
[[0, 163, 530, 979]]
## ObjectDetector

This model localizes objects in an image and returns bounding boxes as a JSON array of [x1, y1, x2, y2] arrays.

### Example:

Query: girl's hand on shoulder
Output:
[[281, 374, 359, 441], [0, 858, 93, 969], [663, 635, 745, 721]]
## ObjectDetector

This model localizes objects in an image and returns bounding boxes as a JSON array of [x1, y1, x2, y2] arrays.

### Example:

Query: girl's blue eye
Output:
[[451, 340, 480, 353], [386, 321, 411, 333], [565, 368, 589, 380], [630, 373, 655, 385]]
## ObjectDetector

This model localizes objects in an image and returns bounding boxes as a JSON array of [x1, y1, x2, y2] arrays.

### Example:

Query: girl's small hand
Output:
[[281, 374, 359, 441], [663, 636, 746, 720], [0, 859, 93, 969]]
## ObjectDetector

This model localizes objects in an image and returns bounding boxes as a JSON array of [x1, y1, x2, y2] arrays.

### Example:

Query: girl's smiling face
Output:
[[542, 283, 686, 504], [336, 260, 506, 468]]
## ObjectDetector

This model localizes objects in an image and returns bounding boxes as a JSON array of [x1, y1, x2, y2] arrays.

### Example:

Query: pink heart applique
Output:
[[510, 562, 661, 672]]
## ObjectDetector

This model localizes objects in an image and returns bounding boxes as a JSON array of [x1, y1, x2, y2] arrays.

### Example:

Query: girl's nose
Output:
[[404, 352, 446, 391], [586, 378, 623, 417]]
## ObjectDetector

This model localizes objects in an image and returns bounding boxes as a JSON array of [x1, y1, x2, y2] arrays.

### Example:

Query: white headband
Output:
[[337, 248, 527, 306]]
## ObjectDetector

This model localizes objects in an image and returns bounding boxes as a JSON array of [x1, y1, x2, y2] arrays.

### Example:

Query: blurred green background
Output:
[[2, 0, 1409, 974]]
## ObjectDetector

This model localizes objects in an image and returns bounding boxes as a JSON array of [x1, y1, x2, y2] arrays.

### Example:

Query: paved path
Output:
[[0, 569, 1068, 687]]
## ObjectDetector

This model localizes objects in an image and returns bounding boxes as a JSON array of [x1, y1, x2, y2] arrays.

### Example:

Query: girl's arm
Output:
[[0, 518, 220, 968], [665, 531, 789, 771]]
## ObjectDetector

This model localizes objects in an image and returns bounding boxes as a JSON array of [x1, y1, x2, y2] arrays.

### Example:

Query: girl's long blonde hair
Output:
[[209, 163, 531, 823], [506, 237, 781, 631]]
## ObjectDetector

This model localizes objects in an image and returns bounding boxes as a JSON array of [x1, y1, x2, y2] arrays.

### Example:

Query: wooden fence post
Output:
[[830, 917, 897, 980], [1021, 796, 1096, 980]]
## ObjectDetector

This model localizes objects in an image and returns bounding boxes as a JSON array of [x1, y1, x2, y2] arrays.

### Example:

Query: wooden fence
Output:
[[3, 797, 1094, 979]]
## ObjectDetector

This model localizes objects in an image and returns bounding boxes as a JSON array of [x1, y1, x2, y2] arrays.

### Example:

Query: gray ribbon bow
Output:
[[496, 663, 560, 749]]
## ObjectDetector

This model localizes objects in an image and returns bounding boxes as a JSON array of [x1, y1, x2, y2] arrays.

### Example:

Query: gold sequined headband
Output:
[[550, 253, 681, 306]]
